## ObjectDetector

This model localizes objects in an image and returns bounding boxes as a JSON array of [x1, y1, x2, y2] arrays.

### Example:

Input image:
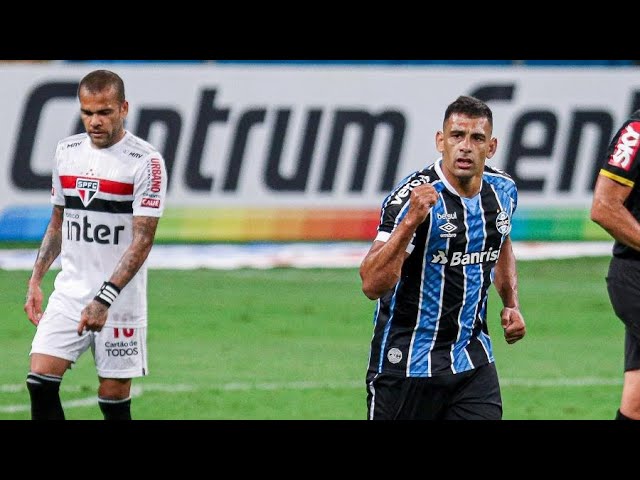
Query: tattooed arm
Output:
[[108, 216, 159, 290], [77, 216, 159, 335], [24, 205, 64, 326]]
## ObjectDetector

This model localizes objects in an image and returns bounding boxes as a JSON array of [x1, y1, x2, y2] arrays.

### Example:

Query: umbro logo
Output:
[[438, 221, 457, 238], [439, 222, 456, 233]]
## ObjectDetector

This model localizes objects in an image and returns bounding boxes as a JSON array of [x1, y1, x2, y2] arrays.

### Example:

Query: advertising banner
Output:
[[1, 63, 634, 241]]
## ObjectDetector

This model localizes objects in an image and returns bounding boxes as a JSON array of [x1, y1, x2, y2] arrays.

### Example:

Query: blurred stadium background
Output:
[[0, 60, 632, 419]]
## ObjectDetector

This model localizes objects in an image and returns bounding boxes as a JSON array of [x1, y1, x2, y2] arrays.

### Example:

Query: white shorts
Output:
[[30, 307, 148, 379]]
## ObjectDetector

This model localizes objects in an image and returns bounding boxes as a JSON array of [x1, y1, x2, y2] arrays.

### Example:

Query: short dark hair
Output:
[[78, 69, 125, 103], [443, 95, 492, 129]]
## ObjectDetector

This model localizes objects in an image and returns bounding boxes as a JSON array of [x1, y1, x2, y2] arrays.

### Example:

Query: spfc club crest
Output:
[[76, 178, 100, 207]]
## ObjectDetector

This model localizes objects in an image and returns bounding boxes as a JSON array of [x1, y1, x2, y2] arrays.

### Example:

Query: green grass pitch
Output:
[[0, 256, 624, 420]]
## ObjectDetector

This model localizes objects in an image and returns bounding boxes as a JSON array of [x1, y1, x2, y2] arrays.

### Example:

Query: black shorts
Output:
[[606, 257, 640, 371], [366, 362, 502, 420]]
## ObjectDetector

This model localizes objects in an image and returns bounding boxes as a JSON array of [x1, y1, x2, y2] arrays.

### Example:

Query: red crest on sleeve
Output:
[[608, 121, 640, 171]]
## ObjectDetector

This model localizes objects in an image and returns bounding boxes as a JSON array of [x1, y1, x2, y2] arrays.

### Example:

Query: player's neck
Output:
[[442, 169, 481, 198]]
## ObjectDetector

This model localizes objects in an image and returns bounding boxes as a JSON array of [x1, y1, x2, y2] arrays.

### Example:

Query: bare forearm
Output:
[[360, 219, 418, 299], [495, 273, 519, 309], [592, 199, 640, 251], [494, 238, 519, 308], [109, 246, 150, 288], [30, 207, 63, 286], [361, 183, 438, 300], [108, 216, 157, 289], [591, 175, 640, 251]]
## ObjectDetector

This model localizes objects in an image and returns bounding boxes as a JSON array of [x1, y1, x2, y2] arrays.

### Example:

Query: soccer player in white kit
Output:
[[23, 69, 168, 420]]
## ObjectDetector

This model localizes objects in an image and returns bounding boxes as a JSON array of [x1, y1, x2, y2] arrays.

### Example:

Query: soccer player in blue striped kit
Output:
[[360, 95, 526, 420]]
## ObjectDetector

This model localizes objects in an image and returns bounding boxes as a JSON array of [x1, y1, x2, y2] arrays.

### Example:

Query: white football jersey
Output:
[[47, 130, 167, 327]]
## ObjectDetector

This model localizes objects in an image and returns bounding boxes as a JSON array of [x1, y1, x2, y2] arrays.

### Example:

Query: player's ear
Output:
[[486, 137, 498, 159], [435, 131, 444, 153], [121, 100, 129, 118]]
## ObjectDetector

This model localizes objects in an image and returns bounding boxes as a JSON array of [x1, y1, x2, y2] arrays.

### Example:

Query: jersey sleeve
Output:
[[374, 171, 432, 254], [50, 143, 65, 206], [599, 119, 640, 188], [132, 154, 167, 217], [508, 178, 518, 218], [505, 185, 518, 238]]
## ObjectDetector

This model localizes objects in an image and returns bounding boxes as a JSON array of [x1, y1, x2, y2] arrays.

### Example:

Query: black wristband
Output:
[[94, 281, 121, 308]]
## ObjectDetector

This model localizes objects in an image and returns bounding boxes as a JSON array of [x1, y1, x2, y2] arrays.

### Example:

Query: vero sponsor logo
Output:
[[389, 174, 430, 205]]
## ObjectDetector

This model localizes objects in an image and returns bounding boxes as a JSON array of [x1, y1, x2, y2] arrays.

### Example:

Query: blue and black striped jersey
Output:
[[366, 158, 518, 378]]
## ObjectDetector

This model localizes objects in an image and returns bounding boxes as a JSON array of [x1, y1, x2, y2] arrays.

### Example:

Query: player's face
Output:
[[79, 86, 129, 149], [436, 113, 497, 184]]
